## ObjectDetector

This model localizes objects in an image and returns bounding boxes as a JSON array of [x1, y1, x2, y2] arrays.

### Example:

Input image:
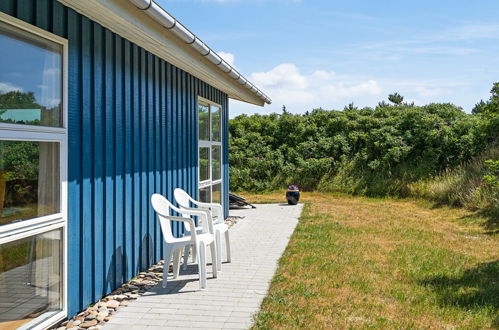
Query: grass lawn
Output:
[[240, 191, 498, 329]]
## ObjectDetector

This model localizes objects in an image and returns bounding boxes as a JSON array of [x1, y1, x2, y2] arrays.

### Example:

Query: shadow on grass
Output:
[[476, 209, 499, 235], [419, 260, 498, 323], [425, 200, 498, 235], [457, 209, 499, 235], [479, 204, 499, 234]]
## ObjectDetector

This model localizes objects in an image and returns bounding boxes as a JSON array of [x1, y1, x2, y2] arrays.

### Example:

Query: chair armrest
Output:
[[177, 208, 210, 219], [195, 203, 223, 223], [185, 194, 224, 221], [180, 207, 214, 234], [165, 216, 197, 235], [210, 204, 224, 223], [178, 207, 212, 234], [190, 199, 220, 209]]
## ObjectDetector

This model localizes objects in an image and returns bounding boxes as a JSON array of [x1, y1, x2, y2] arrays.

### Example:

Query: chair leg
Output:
[[197, 241, 206, 290], [163, 244, 173, 288], [215, 231, 222, 271], [183, 245, 190, 271], [192, 244, 197, 263], [210, 241, 218, 278], [225, 230, 231, 263], [172, 248, 182, 279]]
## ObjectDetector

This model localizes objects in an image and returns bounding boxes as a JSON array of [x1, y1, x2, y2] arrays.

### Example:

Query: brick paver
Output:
[[104, 203, 303, 330]]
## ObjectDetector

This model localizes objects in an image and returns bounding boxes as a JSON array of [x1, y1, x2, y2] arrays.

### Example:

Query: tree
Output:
[[344, 102, 357, 111], [491, 82, 499, 99], [0, 91, 40, 121], [0, 91, 38, 109], [473, 82, 499, 115], [388, 92, 404, 105], [472, 100, 487, 114]]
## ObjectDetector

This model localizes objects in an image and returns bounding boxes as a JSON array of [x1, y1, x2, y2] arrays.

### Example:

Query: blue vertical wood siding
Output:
[[0, 0, 230, 318]]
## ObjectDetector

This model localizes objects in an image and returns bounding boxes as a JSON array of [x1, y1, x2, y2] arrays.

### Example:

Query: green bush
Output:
[[408, 146, 498, 213], [229, 84, 498, 216]]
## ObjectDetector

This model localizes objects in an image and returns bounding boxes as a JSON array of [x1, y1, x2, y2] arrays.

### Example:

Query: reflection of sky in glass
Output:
[[0, 23, 61, 109]]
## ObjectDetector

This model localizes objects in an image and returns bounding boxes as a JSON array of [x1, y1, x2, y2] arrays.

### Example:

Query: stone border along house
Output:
[[0, 0, 270, 328]]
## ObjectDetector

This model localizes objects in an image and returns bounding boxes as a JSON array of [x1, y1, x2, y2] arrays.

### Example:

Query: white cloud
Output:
[[0, 82, 23, 94], [228, 64, 472, 117], [251, 64, 309, 89], [217, 51, 236, 67], [438, 23, 499, 41], [390, 46, 479, 55], [414, 86, 453, 98], [248, 63, 381, 110], [339, 22, 499, 61]]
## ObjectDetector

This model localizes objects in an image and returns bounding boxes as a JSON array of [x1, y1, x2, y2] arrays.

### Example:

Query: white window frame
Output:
[[198, 97, 223, 202], [0, 12, 68, 329]]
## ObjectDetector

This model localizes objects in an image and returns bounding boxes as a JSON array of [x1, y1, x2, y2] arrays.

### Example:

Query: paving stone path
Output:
[[104, 203, 303, 330]]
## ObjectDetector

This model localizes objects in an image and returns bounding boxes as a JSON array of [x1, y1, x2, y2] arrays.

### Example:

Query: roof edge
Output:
[[127, 0, 271, 105], [57, 0, 270, 106]]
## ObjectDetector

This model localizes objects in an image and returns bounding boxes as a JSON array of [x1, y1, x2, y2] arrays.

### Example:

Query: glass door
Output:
[[0, 15, 67, 329], [198, 98, 222, 204]]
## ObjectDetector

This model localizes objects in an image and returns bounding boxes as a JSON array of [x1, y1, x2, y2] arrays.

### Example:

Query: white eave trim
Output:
[[57, 0, 271, 106]]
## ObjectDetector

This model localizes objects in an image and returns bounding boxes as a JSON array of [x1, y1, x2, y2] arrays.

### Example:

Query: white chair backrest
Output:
[[174, 188, 198, 221], [174, 188, 192, 209], [174, 188, 214, 233], [151, 193, 175, 242]]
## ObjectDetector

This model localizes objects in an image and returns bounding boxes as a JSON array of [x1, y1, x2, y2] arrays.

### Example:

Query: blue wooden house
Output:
[[0, 0, 270, 328]]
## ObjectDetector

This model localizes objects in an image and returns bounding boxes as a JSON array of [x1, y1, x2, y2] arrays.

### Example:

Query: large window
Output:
[[198, 98, 222, 204], [0, 14, 67, 330]]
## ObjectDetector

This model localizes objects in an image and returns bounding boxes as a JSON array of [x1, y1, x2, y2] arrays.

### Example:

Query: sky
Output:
[[0, 30, 61, 109], [157, 0, 499, 117]]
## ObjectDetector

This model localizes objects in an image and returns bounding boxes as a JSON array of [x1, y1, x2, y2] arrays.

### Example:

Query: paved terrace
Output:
[[104, 203, 303, 330]]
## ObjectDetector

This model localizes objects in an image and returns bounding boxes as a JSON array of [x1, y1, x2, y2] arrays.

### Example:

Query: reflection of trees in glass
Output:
[[198, 103, 222, 142], [199, 147, 210, 181], [212, 183, 221, 203], [198, 104, 210, 141], [0, 240, 29, 273], [211, 106, 221, 141], [1, 141, 39, 180], [199, 159, 209, 178], [212, 146, 221, 180], [0, 91, 40, 125], [0, 91, 60, 126], [0, 141, 39, 217], [0, 91, 39, 109]]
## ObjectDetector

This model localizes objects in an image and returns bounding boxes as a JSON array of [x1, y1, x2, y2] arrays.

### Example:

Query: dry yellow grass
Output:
[[243, 191, 498, 329]]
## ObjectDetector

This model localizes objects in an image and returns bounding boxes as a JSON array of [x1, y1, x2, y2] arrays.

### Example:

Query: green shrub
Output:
[[229, 84, 499, 215], [407, 146, 498, 213]]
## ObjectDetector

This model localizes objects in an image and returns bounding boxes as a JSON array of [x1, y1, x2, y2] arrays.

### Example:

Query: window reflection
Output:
[[212, 183, 221, 204], [0, 229, 62, 328], [211, 105, 221, 142], [198, 102, 209, 141], [0, 141, 60, 227], [199, 186, 211, 203], [199, 147, 210, 182], [212, 145, 221, 181], [198, 99, 222, 204], [0, 21, 62, 127]]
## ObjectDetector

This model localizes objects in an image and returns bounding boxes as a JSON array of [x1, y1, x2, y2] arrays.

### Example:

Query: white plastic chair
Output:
[[174, 188, 231, 272], [150, 193, 217, 289]]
